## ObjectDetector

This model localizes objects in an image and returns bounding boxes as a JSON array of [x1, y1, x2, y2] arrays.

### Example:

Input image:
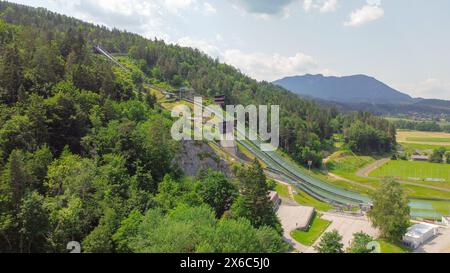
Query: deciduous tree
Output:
[[368, 177, 410, 242]]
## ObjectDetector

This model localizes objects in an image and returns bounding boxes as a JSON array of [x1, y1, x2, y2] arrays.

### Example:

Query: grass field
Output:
[[397, 130, 450, 147], [275, 183, 290, 199], [293, 189, 334, 212], [410, 199, 450, 219], [291, 214, 332, 246], [400, 142, 450, 150], [378, 240, 409, 253], [161, 99, 193, 111], [370, 160, 450, 182], [325, 153, 379, 193], [326, 154, 450, 200], [406, 137, 450, 143], [327, 154, 375, 175]]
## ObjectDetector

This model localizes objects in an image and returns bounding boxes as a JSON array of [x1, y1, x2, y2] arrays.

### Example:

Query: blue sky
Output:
[[9, 0, 450, 100]]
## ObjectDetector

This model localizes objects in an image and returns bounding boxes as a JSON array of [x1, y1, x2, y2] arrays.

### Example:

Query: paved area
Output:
[[414, 227, 450, 253], [277, 201, 315, 252], [317, 212, 379, 249], [278, 203, 315, 230]]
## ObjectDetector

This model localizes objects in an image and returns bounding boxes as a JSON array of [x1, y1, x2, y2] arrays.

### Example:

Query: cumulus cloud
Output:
[[400, 78, 450, 100], [32, 0, 211, 40], [303, 0, 338, 13], [344, 0, 384, 27], [164, 0, 196, 14], [177, 35, 335, 81], [221, 50, 321, 81], [230, 0, 297, 15], [230, 0, 338, 18], [20, 0, 334, 83], [177, 36, 221, 57], [319, 0, 338, 13], [202, 2, 217, 15], [66, 0, 169, 39]]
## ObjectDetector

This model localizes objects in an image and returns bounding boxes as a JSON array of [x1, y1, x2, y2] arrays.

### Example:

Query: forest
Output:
[[391, 119, 450, 133], [0, 2, 395, 253]]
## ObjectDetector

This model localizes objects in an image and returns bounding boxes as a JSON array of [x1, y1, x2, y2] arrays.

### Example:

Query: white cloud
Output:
[[399, 78, 450, 100], [29, 0, 213, 41], [303, 0, 313, 12], [164, 0, 196, 14], [230, 0, 297, 15], [319, 0, 338, 13], [203, 2, 217, 15], [344, 0, 384, 27], [176, 36, 331, 81], [221, 50, 320, 81], [176, 34, 336, 82], [177, 36, 221, 57], [303, 0, 338, 14]]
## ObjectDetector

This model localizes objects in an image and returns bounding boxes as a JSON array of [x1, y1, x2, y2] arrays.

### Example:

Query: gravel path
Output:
[[355, 158, 390, 178]]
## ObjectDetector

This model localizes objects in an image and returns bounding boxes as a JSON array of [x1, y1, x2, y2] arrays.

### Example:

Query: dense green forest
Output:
[[391, 119, 450, 133], [0, 2, 395, 253]]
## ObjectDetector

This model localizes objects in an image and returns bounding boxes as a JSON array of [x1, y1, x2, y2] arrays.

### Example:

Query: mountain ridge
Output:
[[273, 74, 450, 117], [273, 74, 414, 104]]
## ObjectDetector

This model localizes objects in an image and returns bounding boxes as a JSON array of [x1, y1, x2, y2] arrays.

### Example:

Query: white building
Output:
[[443, 216, 450, 227], [403, 223, 439, 249], [268, 191, 281, 211]]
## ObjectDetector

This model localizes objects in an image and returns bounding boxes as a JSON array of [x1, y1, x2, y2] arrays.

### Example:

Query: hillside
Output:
[[273, 74, 413, 104], [0, 2, 396, 253]]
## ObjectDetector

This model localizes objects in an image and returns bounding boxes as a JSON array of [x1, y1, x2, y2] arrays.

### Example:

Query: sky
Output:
[[8, 0, 450, 100]]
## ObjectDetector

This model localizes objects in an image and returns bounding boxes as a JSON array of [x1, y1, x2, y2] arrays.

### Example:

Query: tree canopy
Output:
[[368, 177, 410, 242], [0, 2, 398, 253]]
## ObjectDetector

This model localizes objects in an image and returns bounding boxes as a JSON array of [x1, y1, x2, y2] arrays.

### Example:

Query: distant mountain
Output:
[[273, 74, 450, 118], [273, 74, 413, 104]]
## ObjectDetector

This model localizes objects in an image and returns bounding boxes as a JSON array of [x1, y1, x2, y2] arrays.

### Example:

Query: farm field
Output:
[[397, 130, 450, 147], [370, 160, 450, 183], [400, 142, 450, 150], [326, 154, 450, 200]]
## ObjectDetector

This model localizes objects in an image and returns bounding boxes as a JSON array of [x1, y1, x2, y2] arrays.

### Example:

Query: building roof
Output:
[[405, 223, 437, 239], [411, 155, 429, 160], [268, 191, 279, 202]]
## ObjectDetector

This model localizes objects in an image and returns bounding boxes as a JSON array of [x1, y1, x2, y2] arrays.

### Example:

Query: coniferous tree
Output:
[[232, 160, 280, 231], [0, 45, 23, 104]]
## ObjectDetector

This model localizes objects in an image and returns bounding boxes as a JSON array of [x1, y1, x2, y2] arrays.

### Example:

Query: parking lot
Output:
[[319, 212, 379, 249], [414, 227, 450, 253], [276, 200, 315, 252]]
